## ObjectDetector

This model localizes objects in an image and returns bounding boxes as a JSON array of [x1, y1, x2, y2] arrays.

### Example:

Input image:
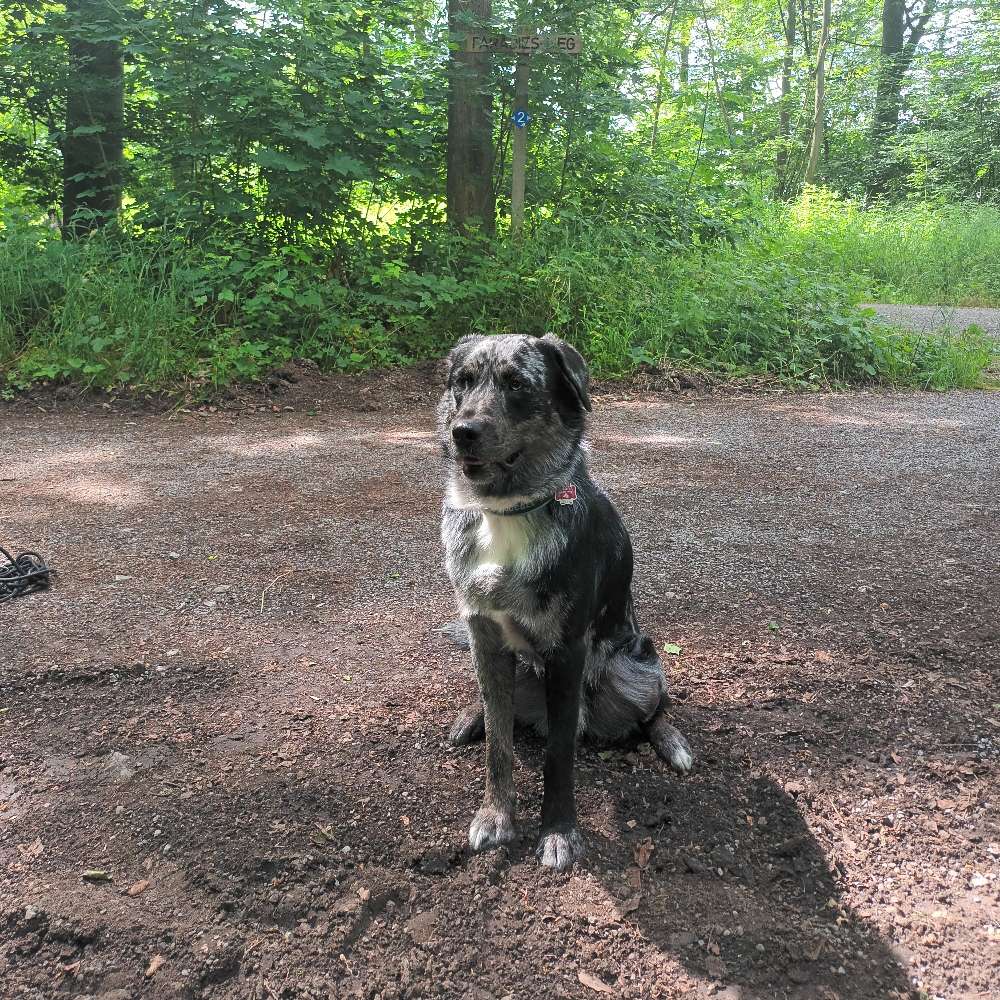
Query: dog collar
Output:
[[482, 484, 577, 517]]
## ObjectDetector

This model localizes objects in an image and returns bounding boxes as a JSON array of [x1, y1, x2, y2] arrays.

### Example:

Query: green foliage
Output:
[[2, 207, 992, 393], [758, 189, 1000, 306], [0, 2, 996, 395]]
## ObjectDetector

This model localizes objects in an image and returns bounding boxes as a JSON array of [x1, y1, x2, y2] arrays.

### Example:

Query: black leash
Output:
[[0, 544, 52, 603]]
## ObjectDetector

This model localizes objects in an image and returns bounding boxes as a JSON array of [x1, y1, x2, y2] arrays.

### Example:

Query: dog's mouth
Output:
[[460, 458, 489, 480], [459, 450, 522, 480]]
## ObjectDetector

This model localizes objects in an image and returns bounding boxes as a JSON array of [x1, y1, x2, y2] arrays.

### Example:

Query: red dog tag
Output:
[[554, 485, 577, 505]]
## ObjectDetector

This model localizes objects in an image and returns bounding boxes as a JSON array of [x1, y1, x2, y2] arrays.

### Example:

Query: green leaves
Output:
[[254, 149, 309, 172], [324, 153, 367, 178], [288, 126, 331, 150]]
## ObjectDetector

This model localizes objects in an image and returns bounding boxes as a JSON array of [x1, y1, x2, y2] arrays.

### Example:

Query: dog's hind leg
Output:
[[444, 617, 485, 745], [584, 636, 694, 775], [439, 620, 471, 649], [449, 702, 485, 745], [645, 699, 694, 774], [449, 659, 546, 745]]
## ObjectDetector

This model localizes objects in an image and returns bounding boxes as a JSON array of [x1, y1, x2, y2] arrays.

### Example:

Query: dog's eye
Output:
[[508, 377, 524, 391]]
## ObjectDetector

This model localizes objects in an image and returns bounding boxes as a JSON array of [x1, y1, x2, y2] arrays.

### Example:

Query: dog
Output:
[[438, 333, 693, 871]]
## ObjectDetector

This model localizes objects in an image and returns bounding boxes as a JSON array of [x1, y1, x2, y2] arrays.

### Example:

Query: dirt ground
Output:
[[2, 372, 998, 1000]]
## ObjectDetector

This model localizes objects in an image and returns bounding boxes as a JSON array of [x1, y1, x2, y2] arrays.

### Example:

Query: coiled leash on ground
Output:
[[0, 544, 52, 603]]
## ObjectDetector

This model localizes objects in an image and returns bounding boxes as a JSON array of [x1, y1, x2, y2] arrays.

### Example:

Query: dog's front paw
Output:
[[469, 806, 516, 852], [536, 828, 585, 871]]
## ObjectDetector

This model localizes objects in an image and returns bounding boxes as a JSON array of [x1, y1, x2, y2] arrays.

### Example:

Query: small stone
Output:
[[787, 963, 811, 984], [168, 552, 180, 560], [704, 955, 725, 979], [213, 585, 232, 593], [406, 909, 438, 944]]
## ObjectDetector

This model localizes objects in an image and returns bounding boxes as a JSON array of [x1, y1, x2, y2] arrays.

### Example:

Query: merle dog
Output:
[[439, 333, 693, 870]]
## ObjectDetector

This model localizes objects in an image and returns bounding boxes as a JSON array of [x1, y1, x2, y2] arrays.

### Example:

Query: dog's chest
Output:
[[445, 508, 567, 656], [445, 512, 534, 602], [474, 515, 531, 574]]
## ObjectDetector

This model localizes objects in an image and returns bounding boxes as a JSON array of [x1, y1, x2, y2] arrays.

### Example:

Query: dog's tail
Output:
[[438, 620, 471, 650]]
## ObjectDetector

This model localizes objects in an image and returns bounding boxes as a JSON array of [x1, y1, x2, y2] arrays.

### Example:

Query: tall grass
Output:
[[0, 222, 203, 386], [462, 222, 993, 387], [760, 189, 1000, 307], [1, 200, 995, 393]]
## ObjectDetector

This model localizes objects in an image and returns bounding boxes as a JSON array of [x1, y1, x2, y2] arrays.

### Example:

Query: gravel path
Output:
[[863, 302, 1000, 338], [2, 385, 998, 1000]]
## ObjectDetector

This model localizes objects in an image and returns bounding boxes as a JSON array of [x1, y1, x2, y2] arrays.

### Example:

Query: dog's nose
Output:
[[452, 421, 483, 448]]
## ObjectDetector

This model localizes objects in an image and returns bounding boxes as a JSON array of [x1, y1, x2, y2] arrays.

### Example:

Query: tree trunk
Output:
[[62, 0, 124, 235], [776, 0, 797, 196], [679, 17, 692, 88], [867, 0, 937, 197], [700, 2, 733, 146], [446, 0, 495, 235], [650, 4, 679, 153], [804, 0, 830, 185]]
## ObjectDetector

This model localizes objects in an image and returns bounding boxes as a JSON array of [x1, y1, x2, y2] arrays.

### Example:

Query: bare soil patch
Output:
[[1, 384, 998, 1000]]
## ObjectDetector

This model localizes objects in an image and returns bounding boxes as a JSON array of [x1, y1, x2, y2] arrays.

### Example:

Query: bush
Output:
[[0, 206, 994, 393], [759, 189, 1000, 307]]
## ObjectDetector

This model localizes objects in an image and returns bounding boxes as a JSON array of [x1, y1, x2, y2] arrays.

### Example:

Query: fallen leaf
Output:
[[82, 869, 111, 883], [663, 643, 682, 655], [17, 837, 43, 860], [146, 954, 166, 977], [619, 893, 641, 915], [633, 837, 655, 869], [127, 880, 150, 897], [578, 970, 617, 995], [626, 866, 642, 891], [814, 650, 833, 664]]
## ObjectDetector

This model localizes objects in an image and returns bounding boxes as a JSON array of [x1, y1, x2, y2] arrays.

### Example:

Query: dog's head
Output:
[[438, 333, 592, 500]]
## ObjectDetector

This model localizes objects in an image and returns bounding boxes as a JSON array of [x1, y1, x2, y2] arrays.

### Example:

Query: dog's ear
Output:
[[445, 334, 485, 384], [539, 333, 592, 413]]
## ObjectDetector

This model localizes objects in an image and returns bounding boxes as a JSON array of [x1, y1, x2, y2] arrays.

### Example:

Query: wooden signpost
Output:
[[465, 33, 582, 54], [464, 32, 583, 236]]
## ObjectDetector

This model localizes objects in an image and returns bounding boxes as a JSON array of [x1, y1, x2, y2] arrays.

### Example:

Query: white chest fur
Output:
[[474, 513, 532, 571]]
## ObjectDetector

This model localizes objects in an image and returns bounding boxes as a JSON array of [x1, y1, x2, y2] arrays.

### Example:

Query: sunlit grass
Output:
[[764, 189, 1000, 307], [1, 199, 995, 393]]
